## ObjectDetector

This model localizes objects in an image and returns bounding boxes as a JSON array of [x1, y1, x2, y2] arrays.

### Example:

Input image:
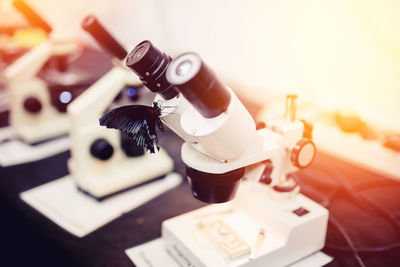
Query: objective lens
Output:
[[166, 52, 231, 118], [186, 166, 245, 203], [126, 41, 178, 100]]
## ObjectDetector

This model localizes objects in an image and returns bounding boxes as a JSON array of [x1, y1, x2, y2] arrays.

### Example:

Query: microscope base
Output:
[[69, 149, 174, 198], [162, 181, 328, 267], [13, 114, 69, 144]]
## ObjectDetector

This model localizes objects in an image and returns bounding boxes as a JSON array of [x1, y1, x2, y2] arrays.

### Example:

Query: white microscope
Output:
[[3, 0, 93, 143], [67, 16, 173, 198], [123, 41, 328, 267]]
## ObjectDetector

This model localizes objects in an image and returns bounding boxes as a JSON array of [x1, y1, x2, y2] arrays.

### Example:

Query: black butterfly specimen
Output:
[[99, 102, 165, 153]]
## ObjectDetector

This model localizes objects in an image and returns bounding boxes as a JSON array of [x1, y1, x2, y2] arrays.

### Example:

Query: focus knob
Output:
[[291, 139, 316, 168], [23, 97, 42, 114], [90, 138, 114, 161]]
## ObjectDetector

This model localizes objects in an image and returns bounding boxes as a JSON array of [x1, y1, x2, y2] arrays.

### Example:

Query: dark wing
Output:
[[99, 105, 160, 153]]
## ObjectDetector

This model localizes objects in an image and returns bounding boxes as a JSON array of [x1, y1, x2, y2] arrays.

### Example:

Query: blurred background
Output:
[[1, 0, 399, 123], [0, 1, 399, 266]]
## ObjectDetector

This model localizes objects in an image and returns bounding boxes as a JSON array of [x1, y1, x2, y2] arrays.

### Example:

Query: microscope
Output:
[[67, 16, 173, 198], [112, 41, 328, 266], [3, 0, 110, 144]]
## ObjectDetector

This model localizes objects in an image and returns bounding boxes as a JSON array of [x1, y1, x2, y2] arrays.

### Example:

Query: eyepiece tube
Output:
[[13, 0, 52, 33], [82, 15, 127, 60], [166, 52, 231, 118], [126, 40, 178, 100]]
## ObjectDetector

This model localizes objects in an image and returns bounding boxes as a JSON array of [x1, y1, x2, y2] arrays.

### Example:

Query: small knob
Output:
[[291, 138, 316, 168], [90, 138, 114, 160], [23, 97, 42, 114], [259, 160, 273, 185]]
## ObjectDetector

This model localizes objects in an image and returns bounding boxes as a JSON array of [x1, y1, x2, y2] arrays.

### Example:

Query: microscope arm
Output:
[[4, 41, 52, 82], [181, 129, 281, 172], [68, 67, 138, 129]]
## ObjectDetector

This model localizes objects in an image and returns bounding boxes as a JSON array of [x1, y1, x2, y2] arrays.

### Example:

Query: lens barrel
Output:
[[166, 52, 231, 118], [126, 41, 178, 100]]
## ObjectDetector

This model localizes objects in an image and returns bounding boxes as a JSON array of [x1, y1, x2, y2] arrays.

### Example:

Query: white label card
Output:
[[20, 173, 182, 237]]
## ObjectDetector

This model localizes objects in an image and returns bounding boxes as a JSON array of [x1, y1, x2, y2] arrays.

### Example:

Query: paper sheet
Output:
[[0, 131, 70, 166], [0, 89, 8, 113], [126, 238, 333, 267], [20, 173, 182, 237], [0, 126, 15, 142]]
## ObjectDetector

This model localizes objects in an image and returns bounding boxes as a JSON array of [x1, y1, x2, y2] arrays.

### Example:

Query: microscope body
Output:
[[120, 44, 328, 265], [4, 37, 78, 143], [157, 89, 327, 266], [67, 66, 173, 198]]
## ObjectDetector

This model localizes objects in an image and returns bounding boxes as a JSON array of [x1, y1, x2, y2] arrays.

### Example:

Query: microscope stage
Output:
[[162, 181, 328, 267]]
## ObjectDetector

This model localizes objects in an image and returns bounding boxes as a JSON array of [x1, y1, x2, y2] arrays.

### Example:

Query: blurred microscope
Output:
[[107, 41, 328, 266], [2, 0, 111, 144], [0, 0, 48, 117], [67, 16, 173, 198], [258, 92, 400, 181], [311, 111, 400, 180]]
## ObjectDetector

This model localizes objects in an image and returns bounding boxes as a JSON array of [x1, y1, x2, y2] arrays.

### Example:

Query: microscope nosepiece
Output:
[[126, 41, 178, 100], [166, 52, 231, 118]]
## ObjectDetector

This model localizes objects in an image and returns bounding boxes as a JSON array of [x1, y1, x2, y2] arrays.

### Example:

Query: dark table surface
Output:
[[0, 106, 399, 267]]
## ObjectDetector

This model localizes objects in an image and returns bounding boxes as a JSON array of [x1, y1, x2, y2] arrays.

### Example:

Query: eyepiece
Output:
[[82, 15, 127, 60], [126, 41, 178, 100], [166, 52, 231, 118]]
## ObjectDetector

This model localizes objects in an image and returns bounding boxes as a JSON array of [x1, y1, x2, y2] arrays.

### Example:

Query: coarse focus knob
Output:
[[291, 138, 316, 168], [90, 138, 114, 161], [23, 96, 42, 114]]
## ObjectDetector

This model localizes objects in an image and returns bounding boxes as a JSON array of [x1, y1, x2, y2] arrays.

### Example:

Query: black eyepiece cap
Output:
[[126, 40, 178, 100]]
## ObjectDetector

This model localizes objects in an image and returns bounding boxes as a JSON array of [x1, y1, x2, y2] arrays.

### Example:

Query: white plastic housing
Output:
[[162, 180, 328, 267], [4, 40, 76, 143], [181, 87, 256, 161]]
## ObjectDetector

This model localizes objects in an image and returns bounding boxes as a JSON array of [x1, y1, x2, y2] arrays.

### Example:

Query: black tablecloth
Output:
[[0, 127, 399, 267]]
